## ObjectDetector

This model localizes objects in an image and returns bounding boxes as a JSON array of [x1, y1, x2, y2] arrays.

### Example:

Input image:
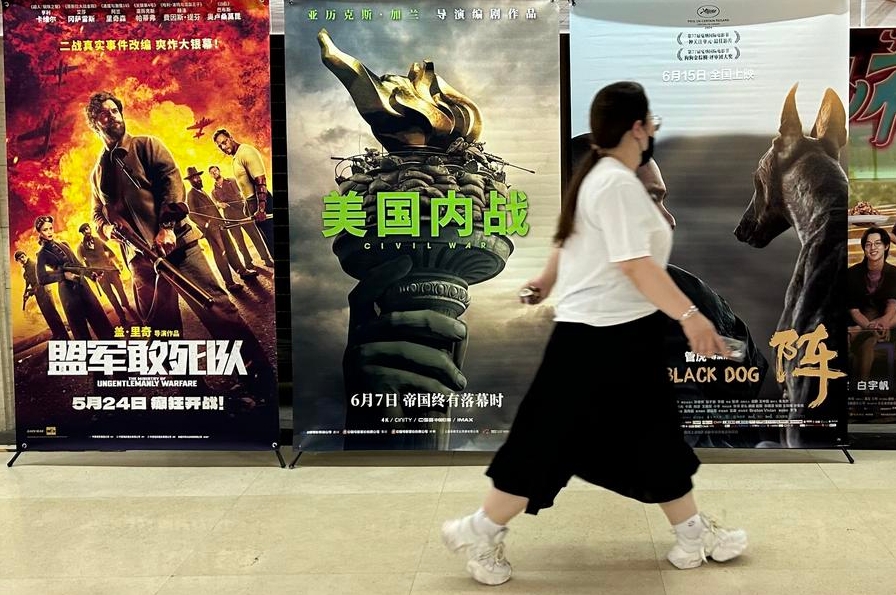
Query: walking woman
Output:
[[441, 82, 747, 585]]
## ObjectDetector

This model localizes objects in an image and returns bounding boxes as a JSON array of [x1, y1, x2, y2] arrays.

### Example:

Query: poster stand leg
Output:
[[273, 443, 286, 468], [288, 451, 303, 469], [6, 450, 23, 467], [841, 446, 855, 464]]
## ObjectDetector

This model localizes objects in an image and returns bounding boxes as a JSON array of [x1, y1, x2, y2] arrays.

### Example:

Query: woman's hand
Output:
[[680, 312, 729, 358], [519, 275, 553, 305]]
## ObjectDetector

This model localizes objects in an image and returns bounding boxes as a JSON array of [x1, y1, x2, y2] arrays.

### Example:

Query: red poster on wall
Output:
[[3, 0, 280, 451]]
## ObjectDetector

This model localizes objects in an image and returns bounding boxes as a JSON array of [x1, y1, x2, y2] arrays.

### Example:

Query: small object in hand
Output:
[[720, 336, 746, 362], [519, 286, 540, 304]]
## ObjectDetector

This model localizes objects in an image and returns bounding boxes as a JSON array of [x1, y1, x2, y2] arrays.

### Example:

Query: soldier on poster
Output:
[[2, 0, 279, 450], [183, 165, 259, 291], [34, 214, 114, 341], [14, 249, 70, 341], [87, 91, 274, 399], [213, 128, 275, 255], [77, 222, 133, 326], [209, 164, 274, 269]]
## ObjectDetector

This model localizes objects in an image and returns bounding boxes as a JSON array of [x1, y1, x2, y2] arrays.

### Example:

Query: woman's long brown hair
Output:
[[554, 82, 649, 245]]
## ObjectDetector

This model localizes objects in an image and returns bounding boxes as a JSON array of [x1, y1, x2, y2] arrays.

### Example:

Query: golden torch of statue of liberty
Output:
[[318, 28, 483, 152], [320, 29, 519, 450]]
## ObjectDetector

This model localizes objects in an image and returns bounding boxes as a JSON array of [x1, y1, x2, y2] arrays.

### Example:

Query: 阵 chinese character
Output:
[[769, 324, 845, 408]]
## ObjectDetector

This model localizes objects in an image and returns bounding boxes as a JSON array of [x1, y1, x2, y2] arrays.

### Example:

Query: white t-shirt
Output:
[[553, 156, 673, 327]]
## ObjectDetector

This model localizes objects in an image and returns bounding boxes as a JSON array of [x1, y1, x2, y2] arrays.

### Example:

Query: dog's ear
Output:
[[774, 84, 803, 160], [809, 88, 847, 158]]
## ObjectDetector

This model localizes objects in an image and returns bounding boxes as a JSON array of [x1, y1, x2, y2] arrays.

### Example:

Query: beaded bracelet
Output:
[[678, 305, 699, 321]]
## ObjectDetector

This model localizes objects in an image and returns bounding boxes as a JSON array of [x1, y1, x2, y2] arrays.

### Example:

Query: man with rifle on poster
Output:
[[77, 222, 134, 326], [86, 91, 275, 403], [15, 249, 69, 341], [34, 215, 114, 341]]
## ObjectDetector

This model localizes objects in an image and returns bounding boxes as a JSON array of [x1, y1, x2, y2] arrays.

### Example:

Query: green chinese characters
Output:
[[322, 188, 529, 238]]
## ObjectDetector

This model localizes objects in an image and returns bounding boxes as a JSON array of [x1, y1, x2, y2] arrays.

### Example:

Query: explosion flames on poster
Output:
[[3, 0, 279, 450]]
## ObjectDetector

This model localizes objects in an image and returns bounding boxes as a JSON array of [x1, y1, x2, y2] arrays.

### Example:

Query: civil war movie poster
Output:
[[3, 0, 279, 450], [570, 0, 849, 447], [848, 27, 896, 424], [286, 0, 560, 450]]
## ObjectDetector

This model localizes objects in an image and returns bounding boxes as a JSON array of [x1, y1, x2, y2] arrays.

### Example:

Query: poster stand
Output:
[[7, 443, 287, 468], [7, 450, 22, 467], [273, 443, 287, 468], [841, 447, 855, 464]]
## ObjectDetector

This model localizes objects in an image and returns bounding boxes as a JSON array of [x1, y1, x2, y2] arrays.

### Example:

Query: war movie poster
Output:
[[3, 0, 280, 450]]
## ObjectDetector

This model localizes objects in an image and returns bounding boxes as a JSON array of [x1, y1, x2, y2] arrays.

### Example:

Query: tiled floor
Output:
[[1, 448, 895, 594]]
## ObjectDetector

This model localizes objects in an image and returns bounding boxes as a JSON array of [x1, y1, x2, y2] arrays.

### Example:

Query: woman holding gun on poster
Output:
[[441, 82, 747, 585], [34, 215, 114, 341]]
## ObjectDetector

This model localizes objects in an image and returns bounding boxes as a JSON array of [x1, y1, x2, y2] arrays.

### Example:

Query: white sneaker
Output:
[[441, 516, 512, 585], [667, 513, 748, 569]]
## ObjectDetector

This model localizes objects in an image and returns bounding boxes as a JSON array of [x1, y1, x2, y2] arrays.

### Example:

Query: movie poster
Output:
[[848, 27, 896, 424], [286, 0, 560, 450], [570, 1, 849, 447], [3, 0, 279, 450]]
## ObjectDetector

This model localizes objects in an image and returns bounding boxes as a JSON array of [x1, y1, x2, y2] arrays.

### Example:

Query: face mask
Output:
[[640, 135, 655, 167]]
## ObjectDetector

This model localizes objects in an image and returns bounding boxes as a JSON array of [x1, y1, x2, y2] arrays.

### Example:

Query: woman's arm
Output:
[[520, 246, 560, 304], [617, 256, 728, 357]]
